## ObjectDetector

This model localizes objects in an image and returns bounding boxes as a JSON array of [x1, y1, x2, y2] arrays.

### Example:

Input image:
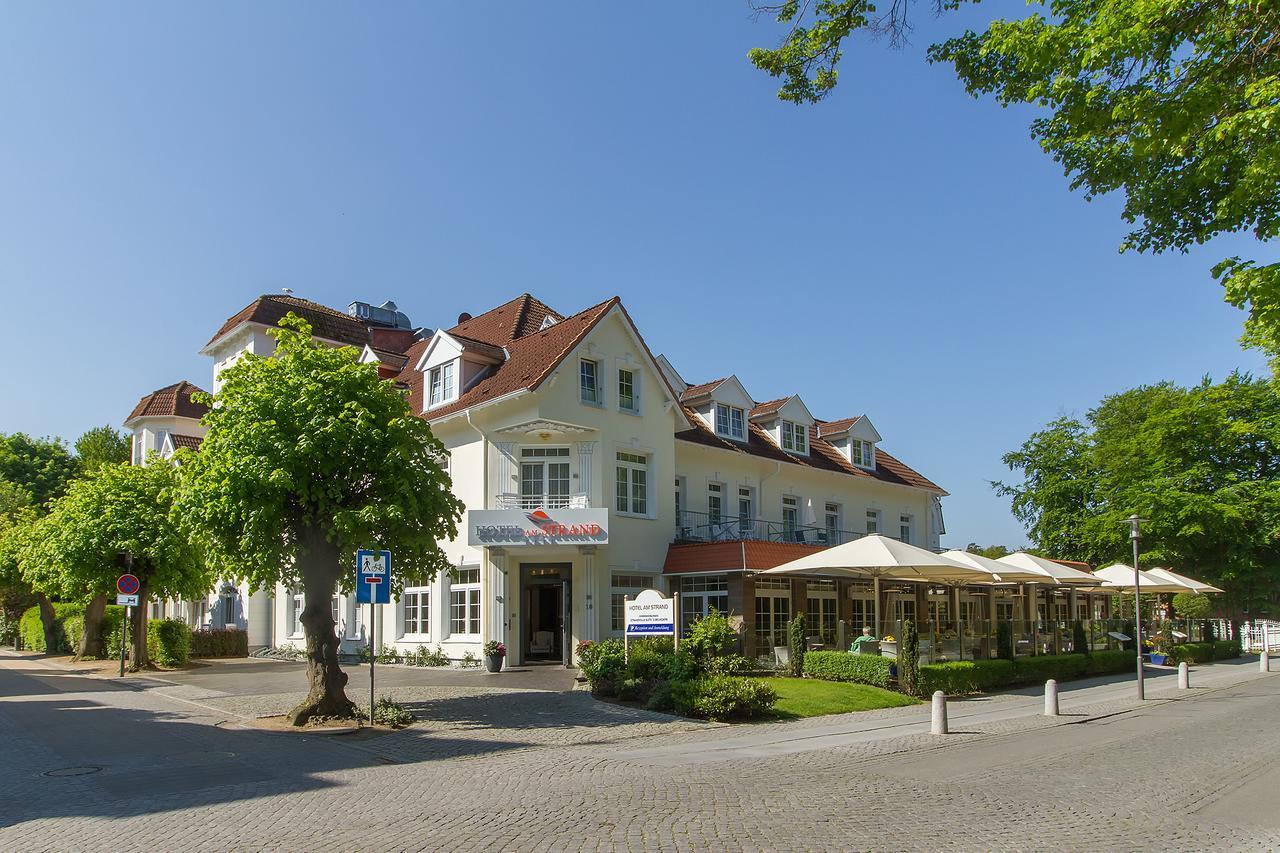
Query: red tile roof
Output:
[[206, 295, 371, 349], [401, 298, 619, 419], [817, 416, 862, 438], [448, 294, 563, 347], [675, 408, 945, 494], [679, 378, 728, 403], [126, 381, 209, 423], [663, 541, 825, 574], [749, 397, 789, 418], [168, 434, 204, 451]]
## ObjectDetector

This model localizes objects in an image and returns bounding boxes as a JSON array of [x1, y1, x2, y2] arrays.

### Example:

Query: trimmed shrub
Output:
[[897, 619, 919, 696], [627, 637, 676, 681], [672, 675, 776, 721], [705, 653, 757, 676], [1013, 653, 1089, 684], [684, 608, 736, 662], [788, 614, 807, 677], [1215, 638, 1241, 659], [1085, 649, 1134, 676], [996, 621, 1014, 661], [919, 659, 1016, 695], [1166, 643, 1213, 665], [802, 650, 893, 688], [645, 680, 676, 712], [577, 638, 626, 693], [190, 628, 249, 658], [18, 603, 120, 654], [1172, 592, 1212, 620], [146, 619, 192, 668]]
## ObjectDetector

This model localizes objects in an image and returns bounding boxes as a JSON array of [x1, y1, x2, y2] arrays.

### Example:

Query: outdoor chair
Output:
[[530, 630, 554, 655]]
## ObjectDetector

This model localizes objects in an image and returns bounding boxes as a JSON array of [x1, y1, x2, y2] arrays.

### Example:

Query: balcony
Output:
[[675, 510, 865, 546], [495, 492, 591, 510]]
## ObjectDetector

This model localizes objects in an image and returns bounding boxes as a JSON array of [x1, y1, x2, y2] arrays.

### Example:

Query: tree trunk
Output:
[[287, 526, 355, 726], [130, 579, 150, 670], [78, 594, 108, 659], [37, 594, 59, 653]]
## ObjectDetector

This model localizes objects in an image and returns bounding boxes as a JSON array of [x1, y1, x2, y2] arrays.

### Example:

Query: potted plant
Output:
[[482, 640, 506, 673]]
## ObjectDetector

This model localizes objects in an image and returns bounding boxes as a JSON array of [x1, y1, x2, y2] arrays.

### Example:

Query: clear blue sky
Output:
[[0, 3, 1266, 548]]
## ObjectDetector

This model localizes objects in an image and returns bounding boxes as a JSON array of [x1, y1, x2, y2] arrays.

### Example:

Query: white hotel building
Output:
[[128, 292, 975, 665]]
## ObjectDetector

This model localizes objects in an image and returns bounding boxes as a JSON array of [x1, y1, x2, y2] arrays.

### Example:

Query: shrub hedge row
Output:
[[147, 619, 192, 667], [801, 651, 893, 688], [1166, 640, 1242, 664], [917, 650, 1144, 696], [190, 628, 249, 658], [19, 603, 125, 655]]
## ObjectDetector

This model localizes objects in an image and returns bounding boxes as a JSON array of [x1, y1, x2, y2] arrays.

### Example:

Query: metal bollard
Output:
[[930, 690, 948, 735], [1044, 679, 1059, 716], [1262, 650, 1270, 673], [1178, 661, 1189, 689]]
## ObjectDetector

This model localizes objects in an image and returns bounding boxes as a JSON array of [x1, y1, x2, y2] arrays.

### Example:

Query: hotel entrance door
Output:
[[521, 564, 572, 666]]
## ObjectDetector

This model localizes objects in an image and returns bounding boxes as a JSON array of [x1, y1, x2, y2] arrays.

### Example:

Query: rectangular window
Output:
[[782, 495, 799, 538], [680, 574, 729, 627], [781, 421, 808, 454], [737, 487, 753, 531], [221, 593, 237, 628], [615, 451, 648, 515], [866, 509, 880, 535], [899, 514, 912, 544], [428, 360, 456, 408], [450, 568, 481, 635], [824, 502, 841, 544], [714, 404, 745, 440], [755, 588, 791, 652], [707, 482, 723, 525], [580, 359, 599, 404], [610, 574, 652, 633], [807, 580, 837, 644], [131, 435, 143, 465], [852, 440, 874, 468], [618, 368, 637, 413], [520, 447, 571, 508], [291, 590, 305, 636], [403, 588, 430, 636]]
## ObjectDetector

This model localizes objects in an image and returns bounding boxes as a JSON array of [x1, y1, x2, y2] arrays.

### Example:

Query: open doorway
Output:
[[520, 563, 571, 664]]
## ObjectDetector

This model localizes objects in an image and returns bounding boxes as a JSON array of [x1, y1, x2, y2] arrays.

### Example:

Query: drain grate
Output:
[[44, 766, 103, 778]]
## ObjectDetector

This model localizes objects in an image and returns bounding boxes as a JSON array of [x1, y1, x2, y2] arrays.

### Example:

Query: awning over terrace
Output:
[[995, 552, 1100, 585], [760, 534, 990, 583], [1146, 567, 1224, 594], [1092, 563, 1193, 593]]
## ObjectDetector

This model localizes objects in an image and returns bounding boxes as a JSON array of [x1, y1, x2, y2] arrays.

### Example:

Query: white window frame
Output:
[[610, 574, 653, 634], [680, 574, 729, 626], [428, 359, 457, 408], [615, 451, 649, 517], [707, 481, 723, 525], [781, 420, 808, 454], [737, 486, 754, 530], [851, 439, 875, 469], [899, 513, 913, 544], [866, 509, 881, 535], [714, 404, 745, 440], [782, 495, 799, 535], [520, 446, 572, 509], [579, 359, 601, 405], [449, 568, 482, 637], [824, 502, 841, 542], [131, 434, 143, 465], [290, 589, 305, 638], [402, 587, 430, 638], [617, 366, 639, 414], [220, 591, 237, 628]]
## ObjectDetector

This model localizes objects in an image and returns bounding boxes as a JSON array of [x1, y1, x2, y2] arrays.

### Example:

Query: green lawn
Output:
[[762, 677, 919, 719]]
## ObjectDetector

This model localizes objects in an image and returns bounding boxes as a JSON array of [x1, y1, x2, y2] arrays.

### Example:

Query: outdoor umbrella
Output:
[[1092, 563, 1193, 593], [941, 550, 1043, 583], [1147, 567, 1224, 595], [995, 552, 1100, 585], [761, 534, 990, 582]]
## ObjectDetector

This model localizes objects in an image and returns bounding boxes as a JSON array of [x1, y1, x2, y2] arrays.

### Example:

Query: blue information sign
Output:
[[355, 549, 392, 604]]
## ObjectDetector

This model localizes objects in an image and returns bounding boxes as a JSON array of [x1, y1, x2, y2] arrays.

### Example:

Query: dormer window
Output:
[[714, 404, 745, 440], [781, 420, 807, 454], [429, 360, 456, 407], [580, 359, 600, 405], [851, 439, 875, 469]]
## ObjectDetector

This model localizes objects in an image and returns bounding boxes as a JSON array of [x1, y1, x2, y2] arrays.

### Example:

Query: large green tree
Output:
[[175, 315, 463, 725], [0, 433, 80, 510], [0, 481, 40, 646], [22, 462, 210, 663], [74, 426, 131, 473], [996, 373, 1280, 615], [749, 0, 1280, 358]]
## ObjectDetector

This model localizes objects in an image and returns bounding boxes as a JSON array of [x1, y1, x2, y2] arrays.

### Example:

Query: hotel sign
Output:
[[624, 589, 675, 636], [467, 508, 609, 547]]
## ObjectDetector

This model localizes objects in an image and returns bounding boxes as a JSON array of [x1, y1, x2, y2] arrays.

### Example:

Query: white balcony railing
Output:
[[495, 492, 590, 510]]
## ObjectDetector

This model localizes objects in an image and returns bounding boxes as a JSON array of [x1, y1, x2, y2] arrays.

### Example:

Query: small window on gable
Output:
[[781, 420, 808, 454], [580, 359, 600, 405], [618, 367, 639, 413], [428, 360, 457, 408], [714, 404, 745, 440], [851, 439, 875, 469]]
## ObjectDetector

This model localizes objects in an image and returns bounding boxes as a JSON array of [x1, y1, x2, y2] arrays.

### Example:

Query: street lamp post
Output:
[[1127, 515, 1146, 700]]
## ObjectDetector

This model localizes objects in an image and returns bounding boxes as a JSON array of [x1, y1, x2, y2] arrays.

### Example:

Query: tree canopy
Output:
[[0, 433, 79, 511], [995, 373, 1280, 614], [749, 0, 1280, 359], [74, 426, 131, 473], [175, 314, 463, 722]]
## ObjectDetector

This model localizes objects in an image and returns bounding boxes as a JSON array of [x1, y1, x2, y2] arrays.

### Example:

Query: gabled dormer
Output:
[[750, 395, 815, 456], [817, 415, 882, 470], [681, 376, 754, 442], [414, 330, 505, 412]]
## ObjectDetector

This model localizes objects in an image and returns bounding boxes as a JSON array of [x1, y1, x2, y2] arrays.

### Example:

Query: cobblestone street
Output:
[[3, 653, 1278, 851]]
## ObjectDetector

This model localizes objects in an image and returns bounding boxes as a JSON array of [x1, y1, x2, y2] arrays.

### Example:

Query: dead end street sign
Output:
[[356, 549, 392, 604]]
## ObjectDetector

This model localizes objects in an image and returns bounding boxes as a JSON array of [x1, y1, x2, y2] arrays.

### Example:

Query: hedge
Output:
[[1012, 653, 1090, 684], [918, 659, 1016, 696], [190, 628, 249, 658], [147, 619, 192, 667], [1084, 649, 1134, 676], [802, 651, 893, 688], [20, 603, 128, 657]]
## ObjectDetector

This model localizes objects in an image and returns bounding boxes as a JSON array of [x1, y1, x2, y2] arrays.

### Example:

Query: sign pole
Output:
[[673, 592, 680, 651], [623, 595, 630, 665], [120, 604, 128, 677], [369, 599, 376, 722]]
